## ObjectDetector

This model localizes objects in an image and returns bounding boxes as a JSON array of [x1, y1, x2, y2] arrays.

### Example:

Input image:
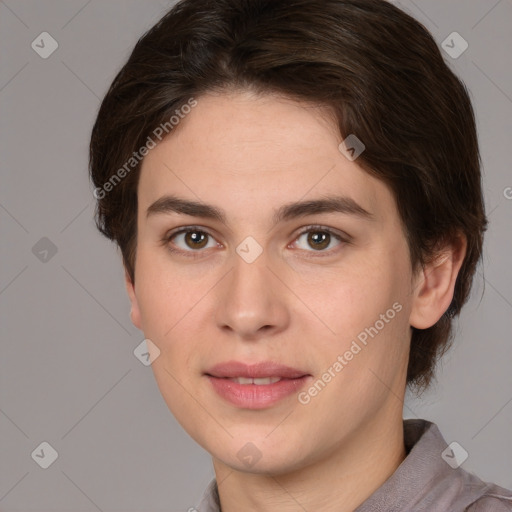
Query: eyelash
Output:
[[162, 225, 350, 259]]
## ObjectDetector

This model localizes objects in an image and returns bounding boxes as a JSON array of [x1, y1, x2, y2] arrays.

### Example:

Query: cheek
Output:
[[304, 261, 405, 335], [134, 256, 204, 422], [134, 250, 211, 397], [134, 247, 199, 336], [302, 250, 412, 374]]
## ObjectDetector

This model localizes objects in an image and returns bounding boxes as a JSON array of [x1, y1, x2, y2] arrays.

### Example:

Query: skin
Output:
[[125, 90, 466, 512]]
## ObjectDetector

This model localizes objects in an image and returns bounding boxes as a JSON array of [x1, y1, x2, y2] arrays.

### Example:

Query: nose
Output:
[[214, 250, 291, 341]]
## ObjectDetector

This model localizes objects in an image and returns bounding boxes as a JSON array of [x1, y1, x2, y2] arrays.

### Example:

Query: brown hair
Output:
[[89, 0, 487, 393]]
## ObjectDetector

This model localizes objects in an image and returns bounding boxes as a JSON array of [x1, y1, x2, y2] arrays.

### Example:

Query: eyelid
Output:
[[164, 225, 217, 240], [290, 224, 351, 253], [293, 224, 351, 240]]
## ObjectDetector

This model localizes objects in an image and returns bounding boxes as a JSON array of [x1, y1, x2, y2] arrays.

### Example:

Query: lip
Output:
[[206, 361, 309, 379], [205, 361, 312, 409]]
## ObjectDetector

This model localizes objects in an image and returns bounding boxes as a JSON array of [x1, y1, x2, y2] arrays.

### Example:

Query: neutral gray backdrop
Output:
[[0, 0, 511, 510]]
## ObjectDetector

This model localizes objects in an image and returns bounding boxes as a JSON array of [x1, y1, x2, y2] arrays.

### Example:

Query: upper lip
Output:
[[205, 361, 309, 379]]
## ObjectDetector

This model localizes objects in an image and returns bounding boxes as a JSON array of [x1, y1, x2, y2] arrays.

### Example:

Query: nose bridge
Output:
[[214, 244, 289, 337], [229, 233, 272, 295], [232, 248, 270, 295]]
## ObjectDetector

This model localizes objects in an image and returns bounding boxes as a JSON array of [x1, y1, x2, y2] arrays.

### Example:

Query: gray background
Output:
[[0, 0, 511, 510]]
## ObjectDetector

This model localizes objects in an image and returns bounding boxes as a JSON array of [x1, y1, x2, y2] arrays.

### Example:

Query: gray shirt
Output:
[[196, 419, 512, 511]]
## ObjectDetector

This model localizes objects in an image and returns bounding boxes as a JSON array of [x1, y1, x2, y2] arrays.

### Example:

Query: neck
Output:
[[213, 412, 406, 512]]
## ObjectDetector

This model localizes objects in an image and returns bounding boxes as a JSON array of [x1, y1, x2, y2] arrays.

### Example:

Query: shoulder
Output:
[[465, 485, 512, 511], [399, 420, 512, 512]]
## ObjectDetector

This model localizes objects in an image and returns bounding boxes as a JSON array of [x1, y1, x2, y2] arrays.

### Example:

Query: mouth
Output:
[[204, 361, 312, 409], [225, 376, 283, 385]]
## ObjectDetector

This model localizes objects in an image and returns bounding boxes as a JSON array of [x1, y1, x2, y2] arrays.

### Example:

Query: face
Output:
[[127, 90, 421, 475]]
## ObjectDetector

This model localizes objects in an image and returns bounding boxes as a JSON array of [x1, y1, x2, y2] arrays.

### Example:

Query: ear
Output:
[[125, 268, 142, 330], [409, 235, 467, 329]]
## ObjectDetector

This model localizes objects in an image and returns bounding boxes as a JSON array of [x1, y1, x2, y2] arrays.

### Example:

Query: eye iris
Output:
[[185, 231, 208, 249], [308, 231, 330, 250]]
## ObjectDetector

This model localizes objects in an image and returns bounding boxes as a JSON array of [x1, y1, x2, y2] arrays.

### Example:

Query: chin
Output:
[[210, 434, 312, 476]]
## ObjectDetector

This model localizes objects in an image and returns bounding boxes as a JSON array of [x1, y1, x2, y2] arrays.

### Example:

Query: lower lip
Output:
[[206, 376, 311, 409]]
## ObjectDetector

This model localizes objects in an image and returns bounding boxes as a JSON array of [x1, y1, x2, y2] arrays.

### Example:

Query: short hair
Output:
[[89, 0, 487, 393]]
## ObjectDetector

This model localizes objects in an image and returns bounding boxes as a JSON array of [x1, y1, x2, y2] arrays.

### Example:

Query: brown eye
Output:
[[307, 231, 331, 250], [183, 230, 209, 249], [167, 228, 217, 252], [292, 227, 345, 253]]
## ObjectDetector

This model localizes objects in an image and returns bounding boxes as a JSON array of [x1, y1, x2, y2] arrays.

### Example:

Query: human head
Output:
[[89, 0, 486, 394]]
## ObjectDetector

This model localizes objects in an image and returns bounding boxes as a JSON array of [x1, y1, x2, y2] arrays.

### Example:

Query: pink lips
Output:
[[205, 361, 312, 409]]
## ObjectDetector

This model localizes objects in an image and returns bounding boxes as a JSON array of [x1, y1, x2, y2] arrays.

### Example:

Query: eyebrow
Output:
[[146, 194, 374, 225]]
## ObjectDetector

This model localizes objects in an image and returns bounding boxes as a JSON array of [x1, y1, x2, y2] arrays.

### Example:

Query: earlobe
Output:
[[125, 268, 142, 330], [409, 235, 467, 330]]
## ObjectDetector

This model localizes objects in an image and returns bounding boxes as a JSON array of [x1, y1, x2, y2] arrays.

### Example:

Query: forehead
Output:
[[137, 91, 395, 224]]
